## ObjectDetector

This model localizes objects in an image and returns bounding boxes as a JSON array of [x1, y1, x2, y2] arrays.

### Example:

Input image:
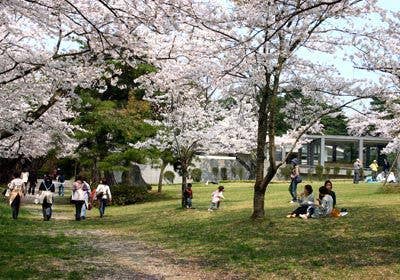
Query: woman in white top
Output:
[[95, 178, 112, 218], [7, 172, 25, 219], [300, 186, 333, 219]]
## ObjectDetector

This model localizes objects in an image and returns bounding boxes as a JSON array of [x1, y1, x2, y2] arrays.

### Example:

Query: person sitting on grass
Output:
[[324, 180, 336, 208], [183, 183, 193, 209], [300, 186, 333, 219], [208, 185, 224, 211], [287, 184, 314, 218]]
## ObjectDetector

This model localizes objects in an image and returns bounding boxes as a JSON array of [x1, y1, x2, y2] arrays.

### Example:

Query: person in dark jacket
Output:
[[28, 171, 38, 195], [39, 175, 56, 221]]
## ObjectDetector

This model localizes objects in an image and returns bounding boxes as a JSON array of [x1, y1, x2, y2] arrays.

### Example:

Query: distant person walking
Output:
[[71, 178, 85, 221], [289, 158, 301, 203], [80, 179, 91, 220], [369, 160, 379, 181], [39, 175, 55, 221], [27, 171, 38, 195], [95, 179, 112, 218], [7, 172, 25, 219], [353, 159, 362, 184], [21, 169, 29, 189], [57, 172, 66, 196]]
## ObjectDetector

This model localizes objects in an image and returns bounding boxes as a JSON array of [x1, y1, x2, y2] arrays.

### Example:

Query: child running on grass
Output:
[[208, 186, 224, 211]]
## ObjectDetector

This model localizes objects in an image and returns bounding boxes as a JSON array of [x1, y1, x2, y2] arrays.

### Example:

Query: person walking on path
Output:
[[289, 158, 301, 203], [71, 178, 85, 221], [7, 172, 25, 219], [38, 175, 56, 221], [80, 179, 91, 220], [95, 179, 112, 218], [353, 159, 362, 184], [369, 160, 379, 182], [57, 172, 66, 196], [27, 171, 38, 195], [21, 169, 29, 189]]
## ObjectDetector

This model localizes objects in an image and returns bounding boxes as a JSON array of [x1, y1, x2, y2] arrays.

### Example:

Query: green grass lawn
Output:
[[1, 181, 400, 279]]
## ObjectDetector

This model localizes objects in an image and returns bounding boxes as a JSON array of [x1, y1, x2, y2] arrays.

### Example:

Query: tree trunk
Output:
[[158, 161, 167, 193], [252, 85, 269, 219], [104, 170, 117, 186], [236, 153, 256, 180], [181, 161, 188, 208], [122, 163, 150, 189]]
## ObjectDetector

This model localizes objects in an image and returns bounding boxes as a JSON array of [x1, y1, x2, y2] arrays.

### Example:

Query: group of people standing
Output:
[[4, 171, 112, 221]]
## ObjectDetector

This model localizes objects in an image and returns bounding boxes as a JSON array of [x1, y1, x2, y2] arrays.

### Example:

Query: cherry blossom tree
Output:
[[0, 0, 179, 159], [139, 0, 381, 218]]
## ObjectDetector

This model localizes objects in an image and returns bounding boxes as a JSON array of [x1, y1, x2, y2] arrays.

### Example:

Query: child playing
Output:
[[208, 186, 224, 211], [287, 184, 314, 218], [183, 183, 193, 209]]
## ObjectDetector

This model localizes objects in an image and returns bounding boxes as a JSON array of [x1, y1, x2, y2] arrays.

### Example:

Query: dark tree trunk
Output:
[[236, 153, 256, 180], [251, 84, 269, 219], [158, 161, 167, 193], [122, 163, 150, 189], [181, 161, 189, 208], [104, 170, 117, 186]]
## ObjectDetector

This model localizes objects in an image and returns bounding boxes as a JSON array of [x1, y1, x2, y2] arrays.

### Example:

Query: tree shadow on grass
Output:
[[130, 205, 400, 277]]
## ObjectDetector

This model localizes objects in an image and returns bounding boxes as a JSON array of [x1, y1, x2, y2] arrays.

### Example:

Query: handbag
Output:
[[295, 175, 302, 184]]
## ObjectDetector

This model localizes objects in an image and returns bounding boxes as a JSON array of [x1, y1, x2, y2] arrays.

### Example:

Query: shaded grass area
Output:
[[0, 204, 96, 280], [1, 181, 400, 279]]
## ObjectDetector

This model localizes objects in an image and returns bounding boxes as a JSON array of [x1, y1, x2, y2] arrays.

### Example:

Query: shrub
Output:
[[315, 165, 323, 180], [279, 165, 292, 180], [220, 167, 228, 180], [191, 168, 202, 182], [164, 171, 175, 184], [111, 184, 149, 205], [325, 166, 331, 175], [346, 169, 352, 177], [212, 167, 219, 180], [333, 166, 340, 176]]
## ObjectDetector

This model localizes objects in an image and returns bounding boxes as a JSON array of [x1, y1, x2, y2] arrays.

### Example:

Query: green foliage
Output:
[[325, 166, 331, 175], [191, 168, 202, 182], [320, 114, 349, 135], [111, 184, 149, 205], [73, 62, 157, 181], [333, 166, 340, 176], [164, 171, 175, 184], [279, 165, 292, 180], [220, 167, 228, 180], [315, 165, 324, 180], [212, 167, 219, 180], [346, 169, 352, 177]]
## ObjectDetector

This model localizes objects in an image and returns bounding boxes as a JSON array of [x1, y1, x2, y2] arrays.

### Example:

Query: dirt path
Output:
[[23, 197, 244, 280], [66, 229, 245, 280]]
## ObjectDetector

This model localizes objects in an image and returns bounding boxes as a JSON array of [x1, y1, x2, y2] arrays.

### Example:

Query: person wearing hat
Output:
[[369, 160, 379, 182], [353, 159, 362, 184], [289, 158, 301, 203]]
